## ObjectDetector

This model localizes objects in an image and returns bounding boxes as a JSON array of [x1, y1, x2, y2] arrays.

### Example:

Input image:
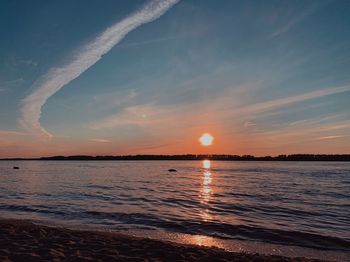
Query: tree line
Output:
[[33, 154, 350, 161]]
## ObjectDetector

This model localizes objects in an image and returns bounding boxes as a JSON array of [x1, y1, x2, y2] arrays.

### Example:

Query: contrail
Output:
[[20, 0, 180, 138]]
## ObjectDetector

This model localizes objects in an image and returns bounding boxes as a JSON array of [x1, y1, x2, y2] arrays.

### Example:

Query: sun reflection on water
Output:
[[203, 159, 211, 169], [200, 160, 213, 221], [188, 234, 220, 247]]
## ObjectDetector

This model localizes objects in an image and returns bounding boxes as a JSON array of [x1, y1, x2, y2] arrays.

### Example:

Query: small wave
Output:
[[81, 210, 350, 252], [0, 204, 67, 216], [85, 185, 113, 190]]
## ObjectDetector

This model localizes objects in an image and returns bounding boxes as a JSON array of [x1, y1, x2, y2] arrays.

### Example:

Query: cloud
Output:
[[1, 78, 24, 87], [324, 123, 350, 131], [89, 104, 161, 129], [88, 138, 111, 143], [20, 59, 38, 67], [20, 0, 180, 138], [316, 135, 344, 140], [288, 119, 309, 126], [237, 85, 350, 115], [270, 3, 324, 38], [0, 78, 25, 94], [89, 83, 350, 137], [238, 117, 350, 147], [91, 89, 137, 109], [244, 121, 257, 128], [0, 130, 26, 136]]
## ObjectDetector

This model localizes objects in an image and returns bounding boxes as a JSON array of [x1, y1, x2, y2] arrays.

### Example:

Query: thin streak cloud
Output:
[[88, 138, 111, 143], [20, 0, 179, 138], [0, 130, 26, 136], [238, 85, 350, 115], [316, 135, 344, 140], [270, 2, 324, 38]]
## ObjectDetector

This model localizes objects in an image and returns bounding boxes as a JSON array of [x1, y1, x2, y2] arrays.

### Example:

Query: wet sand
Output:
[[0, 219, 323, 261]]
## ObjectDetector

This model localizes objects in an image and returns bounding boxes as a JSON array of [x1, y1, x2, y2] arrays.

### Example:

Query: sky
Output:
[[0, 0, 350, 157]]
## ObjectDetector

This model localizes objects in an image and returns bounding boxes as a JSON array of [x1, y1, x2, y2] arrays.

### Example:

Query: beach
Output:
[[0, 219, 324, 262]]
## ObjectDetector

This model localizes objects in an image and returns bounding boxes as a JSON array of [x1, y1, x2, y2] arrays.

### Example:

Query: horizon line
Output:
[[1, 153, 349, 161]]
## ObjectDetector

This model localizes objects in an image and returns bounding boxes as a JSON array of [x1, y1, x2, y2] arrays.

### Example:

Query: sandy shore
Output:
[[0, 219, 323, 262]]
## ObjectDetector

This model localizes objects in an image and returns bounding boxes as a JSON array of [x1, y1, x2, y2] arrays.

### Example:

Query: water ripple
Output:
[[0, 160, 349, 252]]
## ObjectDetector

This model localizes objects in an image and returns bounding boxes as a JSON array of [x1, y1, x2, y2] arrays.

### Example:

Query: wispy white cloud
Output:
[[20, 0, 180, 138], [89, 83, 350, 138], [0, 130, 26, 136], [316, 135, 344, 140], [1, 78, 24, 87], [237, 85, 350, 115], [288, 119, 309, 126], [323, 123, 350, 131], [88, 138, 111, 143], [0, 78, 25, 94], [89, 104, 162, 129], [270, 3, 324, 38], [20, 59, 38, 67], [244, 121, 257, 128], [91, 89, 137, 109], [237, 118, 350, 147]]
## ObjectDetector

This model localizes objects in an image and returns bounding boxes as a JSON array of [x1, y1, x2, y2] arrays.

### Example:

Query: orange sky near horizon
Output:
[[1, 127, 349, 158]]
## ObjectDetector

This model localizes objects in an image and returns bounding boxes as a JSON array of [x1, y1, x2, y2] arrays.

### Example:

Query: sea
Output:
[[0, 160, 349, 261]]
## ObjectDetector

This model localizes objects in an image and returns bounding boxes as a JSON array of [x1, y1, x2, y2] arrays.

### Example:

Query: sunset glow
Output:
[[199, 134, 214, 146], [0, 0, 349, 158]]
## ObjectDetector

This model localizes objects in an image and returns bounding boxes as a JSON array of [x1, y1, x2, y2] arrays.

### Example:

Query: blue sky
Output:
[[0, 0, 350, 157]]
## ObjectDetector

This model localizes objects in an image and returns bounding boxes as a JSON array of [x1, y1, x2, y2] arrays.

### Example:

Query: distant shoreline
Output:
[[1, 154, 350, 161]]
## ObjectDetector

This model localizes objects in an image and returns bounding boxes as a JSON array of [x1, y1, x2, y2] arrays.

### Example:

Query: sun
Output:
[[199, 133, 214, 146]]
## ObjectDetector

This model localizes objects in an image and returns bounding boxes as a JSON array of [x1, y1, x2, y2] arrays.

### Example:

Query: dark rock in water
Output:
[[168, 169, 177, 172], [13, 166, 19, 170]]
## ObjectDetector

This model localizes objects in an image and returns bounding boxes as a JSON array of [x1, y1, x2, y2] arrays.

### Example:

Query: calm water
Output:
[[0, 161, 349, 258]]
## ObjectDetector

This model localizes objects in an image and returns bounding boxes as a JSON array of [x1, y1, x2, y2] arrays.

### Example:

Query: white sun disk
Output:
[[199, 133, 214, 146]]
